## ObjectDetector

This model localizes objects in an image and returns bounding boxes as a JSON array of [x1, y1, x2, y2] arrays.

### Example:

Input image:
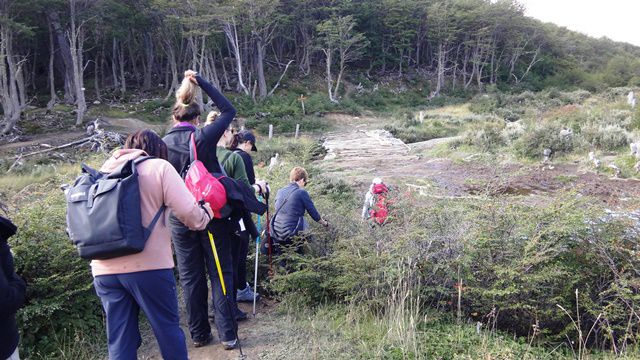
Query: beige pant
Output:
[[7, 347, 20, 360]]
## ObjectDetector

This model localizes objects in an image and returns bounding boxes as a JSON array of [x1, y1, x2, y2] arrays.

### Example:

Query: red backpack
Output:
[[369, 183, 389, 225], [184, 133, 227, 218]]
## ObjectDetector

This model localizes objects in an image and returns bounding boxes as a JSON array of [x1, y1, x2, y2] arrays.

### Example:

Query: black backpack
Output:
[[65, 157, 165, 260]]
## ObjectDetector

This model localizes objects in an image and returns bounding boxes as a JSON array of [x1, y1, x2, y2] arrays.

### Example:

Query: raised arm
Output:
[[196, 75, 236, 142]]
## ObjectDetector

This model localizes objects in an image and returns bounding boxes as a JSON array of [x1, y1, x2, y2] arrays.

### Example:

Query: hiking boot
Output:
[[235, 307, 248, 321], [193, 334, 213, 348], [222, 339, 237, 350], [236, 282, 260, 302]]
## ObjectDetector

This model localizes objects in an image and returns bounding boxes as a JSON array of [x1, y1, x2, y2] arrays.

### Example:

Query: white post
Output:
[[295, 124, 300, 139], [269, 124, 273, 139]]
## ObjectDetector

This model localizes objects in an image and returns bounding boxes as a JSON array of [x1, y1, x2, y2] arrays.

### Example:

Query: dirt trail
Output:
[[138, 301, 301, 360]]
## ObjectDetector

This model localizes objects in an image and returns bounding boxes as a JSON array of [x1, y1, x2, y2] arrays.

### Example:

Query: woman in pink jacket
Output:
[[91, 129, 212, 360]]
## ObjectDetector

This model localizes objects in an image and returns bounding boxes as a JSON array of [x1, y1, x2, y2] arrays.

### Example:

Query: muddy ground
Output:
[[319, 114, 640, 210]]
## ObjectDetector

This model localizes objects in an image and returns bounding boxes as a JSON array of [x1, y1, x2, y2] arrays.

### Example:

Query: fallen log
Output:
[[13, 136, 92, 159]]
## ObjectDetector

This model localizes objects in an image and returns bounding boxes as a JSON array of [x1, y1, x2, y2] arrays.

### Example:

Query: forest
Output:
[[2, 0, 640, 134], [4, 1, 640, 359]]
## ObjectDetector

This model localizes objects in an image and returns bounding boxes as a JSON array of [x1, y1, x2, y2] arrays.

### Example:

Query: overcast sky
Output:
[[517, 0, 640, 46]]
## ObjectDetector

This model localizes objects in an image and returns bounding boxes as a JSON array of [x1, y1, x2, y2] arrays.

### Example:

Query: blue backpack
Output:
[[65, 157, 165, 260]]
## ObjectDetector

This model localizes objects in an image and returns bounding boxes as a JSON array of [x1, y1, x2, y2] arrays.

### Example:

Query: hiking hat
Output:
[[372, 177, 383, 185], [0, 216, 17, 241], [238, 130, 257, 151]]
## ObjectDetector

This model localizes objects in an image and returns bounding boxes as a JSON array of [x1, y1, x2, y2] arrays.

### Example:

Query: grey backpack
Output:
[[65, 157, 165, 260]]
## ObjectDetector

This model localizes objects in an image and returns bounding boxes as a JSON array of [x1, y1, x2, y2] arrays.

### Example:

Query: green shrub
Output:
[[514, 121, 583, 158], [11, 192, 105, 358], [463, 121, 506, 152], [469, 94, 500, 114], [581, 124, 630, 150]]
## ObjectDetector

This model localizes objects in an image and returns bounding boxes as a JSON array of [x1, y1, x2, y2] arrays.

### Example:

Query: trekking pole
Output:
[[207, 230, 246, 359], [252, 199, 262, 317]]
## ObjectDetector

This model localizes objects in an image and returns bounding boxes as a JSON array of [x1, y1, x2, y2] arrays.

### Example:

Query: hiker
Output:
[[91, 130, 213, 360], [162, 70, 248, 350], [361, 177, 390, 226], [234, 130, 258, 185], [231, 130, 261, 302], [269, 167, 328, 257], [207, 117, 263, 319], [1, 216, 26, 360]]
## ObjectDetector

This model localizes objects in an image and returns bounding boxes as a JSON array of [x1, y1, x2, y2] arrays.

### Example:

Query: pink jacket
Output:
[[90, 149, 209, 276]]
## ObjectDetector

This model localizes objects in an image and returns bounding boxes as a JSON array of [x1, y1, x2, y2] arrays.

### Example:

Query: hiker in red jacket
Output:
[[361, 178, 390, 226]]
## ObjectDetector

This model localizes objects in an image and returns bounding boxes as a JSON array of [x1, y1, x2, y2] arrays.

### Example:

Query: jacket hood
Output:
[[100, 148, 148, 173]]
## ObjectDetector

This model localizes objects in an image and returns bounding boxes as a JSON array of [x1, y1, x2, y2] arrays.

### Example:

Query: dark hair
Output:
[[124, 129, 168, 160], [227, 133, 240, 150]]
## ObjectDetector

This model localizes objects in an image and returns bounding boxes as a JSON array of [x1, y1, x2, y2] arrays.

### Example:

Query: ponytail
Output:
[[171, 77, 201, 123]]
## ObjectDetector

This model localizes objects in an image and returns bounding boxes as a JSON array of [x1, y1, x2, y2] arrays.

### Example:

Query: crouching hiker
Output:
[[361, 177, 390, 226], [1, 216, 26, 360], [91, 130, 213, 360], [269, 167, 328, 262]]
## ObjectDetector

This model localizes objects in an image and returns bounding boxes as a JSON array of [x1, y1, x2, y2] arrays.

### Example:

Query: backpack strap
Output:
[[220, 150, 234, 169], [270, 188, 299, 240], [134, 156, 167, 240], [189, 131, 198, 162], [142, 205, 166, 240]]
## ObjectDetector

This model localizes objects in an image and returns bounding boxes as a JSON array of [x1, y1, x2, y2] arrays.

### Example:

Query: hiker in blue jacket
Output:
[[0, 216, 26, 360], [270, 167, 328, 254]]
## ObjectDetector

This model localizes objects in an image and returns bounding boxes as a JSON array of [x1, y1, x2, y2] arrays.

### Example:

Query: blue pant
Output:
[[93, 269, 188, 360], [170, 216, 237, 343]]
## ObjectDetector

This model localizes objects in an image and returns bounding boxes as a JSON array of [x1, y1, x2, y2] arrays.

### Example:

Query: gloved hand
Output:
[[253, 180, 270, 196]]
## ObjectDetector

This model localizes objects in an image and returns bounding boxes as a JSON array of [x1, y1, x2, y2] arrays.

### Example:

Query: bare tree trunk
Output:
[[255, 36, 267, 99], [127, 35, 140, 87], [0, 23, 22, 134], [268, 59, 294, 97], [432, 42, 446, 97], [112, 37, 119, 90], [68, 0, 87, 125], [333, 56, 346, 101], [517, 44, 542, 84], [219, 48, 230, 90], [322, 48, 336, 103], [143, 33, 154, 90], [46, 10, 76, 103], [223, 19, 249, 95], [163, 39, 179, 100], [207, 50, 220, 89], [119, 40, 126, 94], [94, 49, 102, 101], [15, 60, 26, 110], [47, 21, 58, 110]]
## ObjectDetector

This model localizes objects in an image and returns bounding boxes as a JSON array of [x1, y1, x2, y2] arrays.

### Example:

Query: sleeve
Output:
[[300, 191, 322, 222], [0, 245, 26, 316], [160, 162, 210, 231], [241, 152, 255, 185], [197, 75, 236, 145]]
